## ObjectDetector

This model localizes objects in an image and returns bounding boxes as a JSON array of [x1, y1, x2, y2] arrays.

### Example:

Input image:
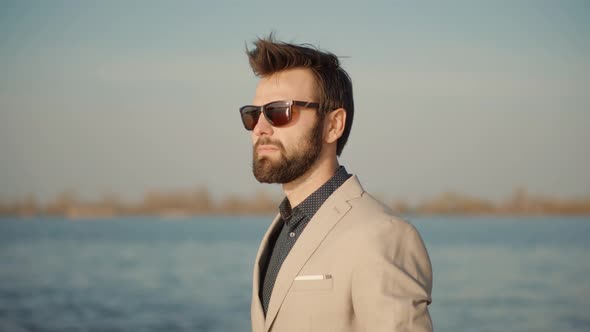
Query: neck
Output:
[[282, 154, 339, 208]]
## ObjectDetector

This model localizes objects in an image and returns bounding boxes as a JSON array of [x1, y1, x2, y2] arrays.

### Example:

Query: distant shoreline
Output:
[[2, 187, 589, 219], [1, 214, 589, 222]]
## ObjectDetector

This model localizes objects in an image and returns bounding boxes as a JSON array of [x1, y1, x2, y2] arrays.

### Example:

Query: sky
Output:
[[0, 0, 589, 204]]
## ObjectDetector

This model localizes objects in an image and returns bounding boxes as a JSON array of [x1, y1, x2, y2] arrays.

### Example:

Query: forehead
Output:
[[253, 68, 318, 105]]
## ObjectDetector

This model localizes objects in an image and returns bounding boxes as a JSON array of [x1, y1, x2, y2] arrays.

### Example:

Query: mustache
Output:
[[254, 137, 284, 151]]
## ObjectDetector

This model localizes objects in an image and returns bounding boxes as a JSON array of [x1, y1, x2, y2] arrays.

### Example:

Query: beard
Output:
[[252, 119, 323, 184]]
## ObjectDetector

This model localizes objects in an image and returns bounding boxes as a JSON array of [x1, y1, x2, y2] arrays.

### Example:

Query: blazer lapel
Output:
[[252, 213, 283, 332], [264, 176, 364, 332]]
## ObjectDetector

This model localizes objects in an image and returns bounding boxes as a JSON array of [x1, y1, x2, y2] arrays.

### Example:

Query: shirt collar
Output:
[[278, 166, 351, 224]]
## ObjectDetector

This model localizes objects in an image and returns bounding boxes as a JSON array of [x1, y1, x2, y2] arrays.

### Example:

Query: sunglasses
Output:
[[239, 100, 320, 131]]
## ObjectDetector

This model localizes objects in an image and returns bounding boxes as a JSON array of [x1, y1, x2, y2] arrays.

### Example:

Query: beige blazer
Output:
[[251, 176, 433, 332]]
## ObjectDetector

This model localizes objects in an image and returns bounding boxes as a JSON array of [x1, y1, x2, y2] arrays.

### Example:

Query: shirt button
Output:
[[289, 232, 296, 238]]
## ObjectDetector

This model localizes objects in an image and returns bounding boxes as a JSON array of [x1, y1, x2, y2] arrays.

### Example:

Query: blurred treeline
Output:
[[1, 187, 589, 219]]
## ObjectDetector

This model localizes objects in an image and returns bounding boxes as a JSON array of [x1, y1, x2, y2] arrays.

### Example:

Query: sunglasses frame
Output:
[[239, 100, 320, 130]]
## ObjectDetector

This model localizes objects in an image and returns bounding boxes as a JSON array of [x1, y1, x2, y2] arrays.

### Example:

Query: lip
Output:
[[257, 144, 280, 152]]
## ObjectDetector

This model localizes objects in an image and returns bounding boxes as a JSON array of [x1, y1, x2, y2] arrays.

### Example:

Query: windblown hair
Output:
[[246, 35, 354, 156]]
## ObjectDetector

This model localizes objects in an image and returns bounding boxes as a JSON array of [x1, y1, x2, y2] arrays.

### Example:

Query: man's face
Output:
[[251, 68, 324, 184]]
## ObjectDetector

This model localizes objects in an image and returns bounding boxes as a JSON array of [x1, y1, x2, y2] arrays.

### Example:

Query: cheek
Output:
[[288, 132, 309, 151], [298, 111, 321, 134]]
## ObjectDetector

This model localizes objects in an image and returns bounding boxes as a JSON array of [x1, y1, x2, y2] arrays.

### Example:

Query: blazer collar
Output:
[[263, 175, 364, 332]]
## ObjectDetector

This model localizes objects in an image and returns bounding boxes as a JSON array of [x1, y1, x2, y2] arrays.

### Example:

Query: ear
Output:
[[324, 108, 346, 144]]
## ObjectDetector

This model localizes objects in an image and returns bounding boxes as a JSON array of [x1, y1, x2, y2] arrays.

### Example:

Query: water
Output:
[[0, 216, 589, 332]]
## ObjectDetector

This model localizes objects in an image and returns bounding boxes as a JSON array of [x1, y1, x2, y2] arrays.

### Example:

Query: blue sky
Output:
[[1, 1, 589, 203]]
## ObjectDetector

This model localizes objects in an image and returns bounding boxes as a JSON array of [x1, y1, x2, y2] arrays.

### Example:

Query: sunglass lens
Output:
[[240, 107, 260, 130], [264, 102, 290, 126]]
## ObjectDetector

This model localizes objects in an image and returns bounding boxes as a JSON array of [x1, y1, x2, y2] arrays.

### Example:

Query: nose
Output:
[[252, 111, 273, 137]]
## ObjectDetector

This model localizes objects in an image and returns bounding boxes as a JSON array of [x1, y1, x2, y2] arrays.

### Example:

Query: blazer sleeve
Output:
[[351, 222, 433, 331]]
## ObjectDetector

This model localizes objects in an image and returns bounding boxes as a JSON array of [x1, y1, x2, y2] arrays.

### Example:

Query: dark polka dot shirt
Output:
[[259, 166, 352, 316]]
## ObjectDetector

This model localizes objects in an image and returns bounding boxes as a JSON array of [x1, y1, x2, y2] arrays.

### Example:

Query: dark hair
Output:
[[246, 35, 354, 156]]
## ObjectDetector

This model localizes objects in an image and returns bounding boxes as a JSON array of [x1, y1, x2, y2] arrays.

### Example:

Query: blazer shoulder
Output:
[[343, 191, 429, 255], [334, 176, 422, 244], [349, 191, 414, 230]]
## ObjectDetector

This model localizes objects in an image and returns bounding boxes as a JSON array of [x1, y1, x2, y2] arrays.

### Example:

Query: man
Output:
[[240, 36, 433, 332]]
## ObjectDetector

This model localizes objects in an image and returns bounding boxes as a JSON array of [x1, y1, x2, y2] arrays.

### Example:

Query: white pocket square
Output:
[[294, 274, 332, 281]]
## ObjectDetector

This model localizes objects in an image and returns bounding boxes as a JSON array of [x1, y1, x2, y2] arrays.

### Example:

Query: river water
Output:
[[0, 216, 588, 332]]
